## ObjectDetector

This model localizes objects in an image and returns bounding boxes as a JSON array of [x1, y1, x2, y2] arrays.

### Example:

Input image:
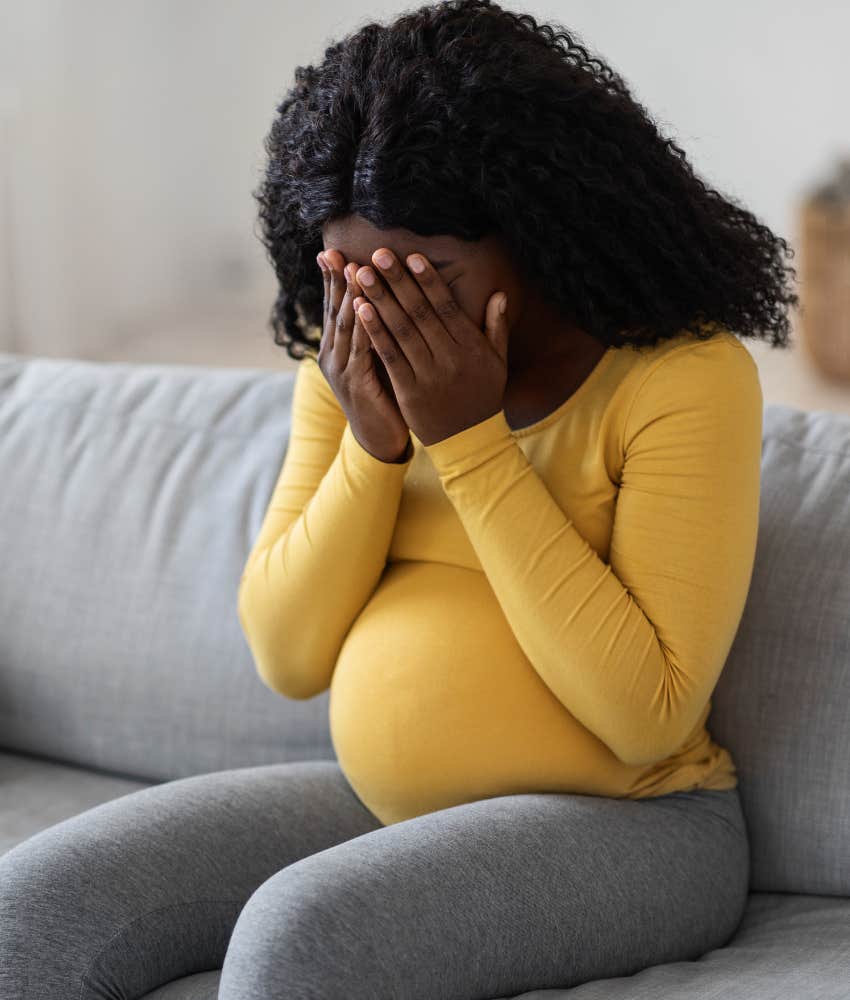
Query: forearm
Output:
[[423, 406, 758, 766], [239, 421, 412, 699]]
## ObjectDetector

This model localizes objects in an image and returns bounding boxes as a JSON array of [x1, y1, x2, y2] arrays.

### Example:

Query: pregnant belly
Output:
[[328, 560, 627, 826]]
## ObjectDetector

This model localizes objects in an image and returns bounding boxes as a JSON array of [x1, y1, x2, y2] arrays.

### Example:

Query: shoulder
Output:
[[620, 329, 763, 445], [627, 328, 758, 384]]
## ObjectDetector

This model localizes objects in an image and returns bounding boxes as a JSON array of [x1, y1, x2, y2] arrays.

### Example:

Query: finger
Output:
[[355, 252, 434, 369], [353, 294, 389, 392], [316, 251, 331, 328], [371, 250, 455, 352], [356, 296, 414, 389], [403, 253, 473, 346], [331, 265, 358, 367], [322, 249, 348, 353], [348, 294, 372, 366], [354, 295, 390, 388]]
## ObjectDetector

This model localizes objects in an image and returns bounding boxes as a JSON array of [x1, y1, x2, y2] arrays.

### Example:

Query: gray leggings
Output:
[[0, 759, 750, 999]]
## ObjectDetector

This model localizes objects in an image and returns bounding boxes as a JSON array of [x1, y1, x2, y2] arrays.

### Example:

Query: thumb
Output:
[[486, 292, 509, 364]]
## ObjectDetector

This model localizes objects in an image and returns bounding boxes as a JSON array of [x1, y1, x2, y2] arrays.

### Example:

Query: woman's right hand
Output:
[[316, 249, 412, 464]]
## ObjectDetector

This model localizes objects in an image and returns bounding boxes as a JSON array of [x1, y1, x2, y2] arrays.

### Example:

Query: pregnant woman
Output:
[[1, 1, 797, 998]]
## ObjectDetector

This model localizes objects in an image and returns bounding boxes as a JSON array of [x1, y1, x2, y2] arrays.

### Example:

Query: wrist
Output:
[[383, 437, 413, 464], [352, 429, 412, 465]]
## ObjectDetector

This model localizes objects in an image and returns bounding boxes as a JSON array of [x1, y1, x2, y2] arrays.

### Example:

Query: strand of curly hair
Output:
[[253, 0, 799, 362]]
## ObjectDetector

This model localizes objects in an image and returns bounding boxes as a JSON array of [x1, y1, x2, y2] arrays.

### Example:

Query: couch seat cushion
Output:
[[0, 750, 154, 857]]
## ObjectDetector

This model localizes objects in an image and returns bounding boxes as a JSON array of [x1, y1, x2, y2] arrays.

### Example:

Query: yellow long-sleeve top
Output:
[[238, 328, 763, 826]]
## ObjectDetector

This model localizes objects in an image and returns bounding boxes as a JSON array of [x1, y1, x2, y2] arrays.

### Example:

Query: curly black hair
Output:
[[253, 0, 799, 363]]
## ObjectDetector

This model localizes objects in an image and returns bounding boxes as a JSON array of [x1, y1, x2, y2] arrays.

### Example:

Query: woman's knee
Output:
[[218, 840, 417, 1000], [0, 830, 243, 1000], [0, 824, 124, 999], [217, 799, 547, 1000], [0, 767, 282, 999]]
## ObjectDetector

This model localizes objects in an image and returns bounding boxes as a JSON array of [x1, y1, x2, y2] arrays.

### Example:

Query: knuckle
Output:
[[378, 346, 400, 366], [409, 300, 431, 324], [436, 297, 460, 321], [393, 317, 415, 340]]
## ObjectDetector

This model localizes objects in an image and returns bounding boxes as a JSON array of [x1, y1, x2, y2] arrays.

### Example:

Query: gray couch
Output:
[[1, 350, 849, 999]]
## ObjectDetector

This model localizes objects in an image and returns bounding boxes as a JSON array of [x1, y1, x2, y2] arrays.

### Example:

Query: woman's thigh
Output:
[[219, 786, 750, 1000], [0, 759, 383, 1000]]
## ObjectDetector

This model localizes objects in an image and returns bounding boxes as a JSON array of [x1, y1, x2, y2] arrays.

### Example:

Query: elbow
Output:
[[610, 648, 705, 767], [612, 740, 669, 769], [254, 660, 329, 701], [608, 725, 685, 769], [237, 591, 331, 702]]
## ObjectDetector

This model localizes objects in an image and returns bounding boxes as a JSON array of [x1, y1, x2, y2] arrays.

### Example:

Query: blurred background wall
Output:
[[1, 0, 849, 413]]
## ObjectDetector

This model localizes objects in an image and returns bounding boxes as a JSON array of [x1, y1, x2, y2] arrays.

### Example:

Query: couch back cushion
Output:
[[710, 403, 850, 897], [0, 354, 335, 782], [1, 355, 848, 896]]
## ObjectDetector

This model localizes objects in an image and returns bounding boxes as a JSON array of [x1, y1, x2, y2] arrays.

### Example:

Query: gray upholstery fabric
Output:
[[542, 893, 850, 1000], [142, 971, 221, 999], [0, 750, 155, 857], [0, 353, 335, 784], [710, 404, 850, 897]]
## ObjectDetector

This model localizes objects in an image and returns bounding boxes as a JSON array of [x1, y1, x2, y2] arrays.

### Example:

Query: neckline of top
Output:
[[508, 345, 616, 438]]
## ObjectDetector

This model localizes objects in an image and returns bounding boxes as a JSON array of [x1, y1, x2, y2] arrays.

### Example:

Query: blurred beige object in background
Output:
[[797, 158, 850, 383]]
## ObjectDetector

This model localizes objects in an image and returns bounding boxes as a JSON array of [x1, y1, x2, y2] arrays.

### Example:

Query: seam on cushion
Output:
[[0, 364, 70, 403], [78, 897, 243, 1000], [768, 434, 850, 459], [4, 393, 291, 443]]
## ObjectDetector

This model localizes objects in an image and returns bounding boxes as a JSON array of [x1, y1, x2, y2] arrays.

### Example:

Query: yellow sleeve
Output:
[[422, 338, 763, 766], [237, 355, 413, 700]]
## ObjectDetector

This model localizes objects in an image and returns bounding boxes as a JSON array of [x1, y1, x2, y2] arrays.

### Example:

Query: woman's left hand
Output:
[[353, 250, 509, 447]]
